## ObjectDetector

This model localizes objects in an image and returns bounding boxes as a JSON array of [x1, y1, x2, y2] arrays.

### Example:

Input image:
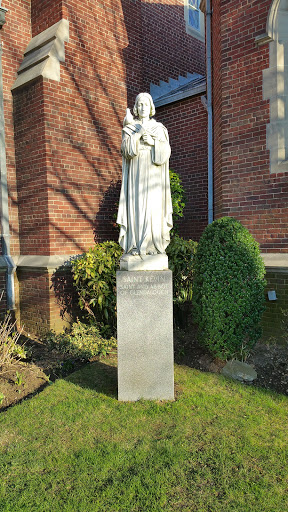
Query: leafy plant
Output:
[[0, 314, 26, 375], [44, 320, 117, 360], [71, 241, 122, 334], [169, 169, 186, 235], [15, 371, 24, 387], [193, 217, 266, 360], [168, 172, 197, 328], [12, 343, 27, 359], [167, 234, 197, 305]]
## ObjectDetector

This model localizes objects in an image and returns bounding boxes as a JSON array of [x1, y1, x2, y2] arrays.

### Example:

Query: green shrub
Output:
[[71, 241, 122, 334], [169, 170, 186, 235], [167, 235, 198, 305], [192, 217, 266, 360], [45, 320, 117, 360]]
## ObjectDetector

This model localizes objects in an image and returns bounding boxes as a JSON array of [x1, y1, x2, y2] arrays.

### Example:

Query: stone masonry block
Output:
[[117, 270, 174, 401]]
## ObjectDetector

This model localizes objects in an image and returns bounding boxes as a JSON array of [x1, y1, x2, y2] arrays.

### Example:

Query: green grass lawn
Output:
[[0, 358, 287, 512]]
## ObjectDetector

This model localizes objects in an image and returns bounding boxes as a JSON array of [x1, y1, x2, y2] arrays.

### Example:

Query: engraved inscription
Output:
[[118, 275, 170, 297]]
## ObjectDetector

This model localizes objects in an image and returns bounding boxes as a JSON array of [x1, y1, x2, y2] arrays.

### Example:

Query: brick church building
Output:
[[0, 0, 287, 338], [200, 0, 288, 338]]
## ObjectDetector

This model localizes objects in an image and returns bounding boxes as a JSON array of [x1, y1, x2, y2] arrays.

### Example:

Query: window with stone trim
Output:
[[261, 0, 288, 173], [184, 0, 204, 42]]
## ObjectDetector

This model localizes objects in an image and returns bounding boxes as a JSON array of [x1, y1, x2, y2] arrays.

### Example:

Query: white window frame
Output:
[[184, 0, 205, 42]]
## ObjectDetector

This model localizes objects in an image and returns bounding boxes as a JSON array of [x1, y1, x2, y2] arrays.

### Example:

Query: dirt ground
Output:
[[1, 328, 288, 411], [174, 328, 288, 396], [0, 336, 87, 411]]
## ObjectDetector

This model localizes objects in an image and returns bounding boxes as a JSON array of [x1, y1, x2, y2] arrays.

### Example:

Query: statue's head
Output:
[[133, 93, 156, 118]]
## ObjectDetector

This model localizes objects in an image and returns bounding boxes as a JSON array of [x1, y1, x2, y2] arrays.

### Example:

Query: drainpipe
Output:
[[206, 0, 213, 224], [0, 5, 16, 311]]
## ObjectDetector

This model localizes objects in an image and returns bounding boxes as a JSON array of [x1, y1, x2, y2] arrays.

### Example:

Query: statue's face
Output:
[[137, 97, 150, 119]]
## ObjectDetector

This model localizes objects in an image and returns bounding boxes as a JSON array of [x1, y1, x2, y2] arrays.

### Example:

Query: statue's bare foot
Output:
[[148, 250, 158, 255], [131, 250, 139, 256]]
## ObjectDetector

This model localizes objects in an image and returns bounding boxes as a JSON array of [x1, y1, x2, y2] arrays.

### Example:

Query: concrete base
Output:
[[119, 253, 168, 271], [117, 270, 174, 401]]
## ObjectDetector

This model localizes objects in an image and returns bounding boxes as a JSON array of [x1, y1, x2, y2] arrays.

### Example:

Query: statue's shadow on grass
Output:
[[65, 360, 118, 399]]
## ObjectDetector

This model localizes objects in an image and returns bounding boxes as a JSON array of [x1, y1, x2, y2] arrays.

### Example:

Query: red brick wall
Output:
[[157, 95, 208, 240], [141, 0, 205, 90], [212, 0, 288, 252], [31, 0, 63, 36], [17, 268, 74, 336], [50, 268, 80, 328], [121, 0, 144, 106], [17, 268, 78, 335], [13, 81, 50, 255], [12, 0, 132, 255], [11, 0, 206, 257], [17, 270, 51, 335], [2, 0, 206, 332], [1, 0, 31, 256], [48, 0, 130, 252]]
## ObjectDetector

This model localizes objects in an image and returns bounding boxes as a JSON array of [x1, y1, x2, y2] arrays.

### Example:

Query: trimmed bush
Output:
[[193, 217, 266, 360]]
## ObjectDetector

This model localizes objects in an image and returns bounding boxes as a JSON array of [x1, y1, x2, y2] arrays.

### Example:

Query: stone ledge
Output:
[[17, 254, 77, 271], [0, 255, 77, 271], [12, 19, 69, 91], [255, 33, 272, 46], [0, 253, 287, 273], [261, 253, 288, 272]]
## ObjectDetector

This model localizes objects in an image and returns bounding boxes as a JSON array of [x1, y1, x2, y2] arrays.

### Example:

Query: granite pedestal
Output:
[[117, 270, 174, 401]]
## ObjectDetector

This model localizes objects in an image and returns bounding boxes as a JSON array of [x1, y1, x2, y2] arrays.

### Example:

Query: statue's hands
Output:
[[142, 133, 155, 146]]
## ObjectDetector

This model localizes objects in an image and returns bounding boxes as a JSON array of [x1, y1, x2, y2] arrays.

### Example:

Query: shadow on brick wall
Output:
[[50, 267, 82, 328], [94, 179, 121, 243]]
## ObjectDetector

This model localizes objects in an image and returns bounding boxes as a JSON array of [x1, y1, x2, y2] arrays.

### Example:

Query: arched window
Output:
[[184, 0, 205, 42], [261, 0, 288, 173]]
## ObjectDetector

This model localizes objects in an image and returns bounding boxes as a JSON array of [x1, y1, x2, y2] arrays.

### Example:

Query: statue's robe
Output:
[[117, 118, 173, 255]]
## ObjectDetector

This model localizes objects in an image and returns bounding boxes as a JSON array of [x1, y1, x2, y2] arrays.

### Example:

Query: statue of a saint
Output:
[[117, 93, 173, 256]]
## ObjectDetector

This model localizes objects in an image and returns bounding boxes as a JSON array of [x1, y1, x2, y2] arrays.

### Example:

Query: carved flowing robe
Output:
[[117, 118, 173, 255]]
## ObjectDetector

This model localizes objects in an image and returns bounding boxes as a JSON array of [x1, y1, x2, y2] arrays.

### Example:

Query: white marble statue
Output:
[[117, 93, 173, 256]]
